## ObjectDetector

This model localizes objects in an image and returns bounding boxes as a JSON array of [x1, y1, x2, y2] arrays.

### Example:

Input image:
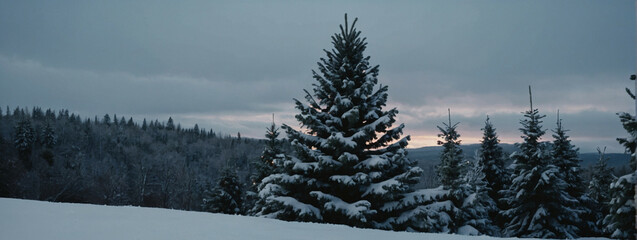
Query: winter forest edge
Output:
[[1, 15, 636, 239]]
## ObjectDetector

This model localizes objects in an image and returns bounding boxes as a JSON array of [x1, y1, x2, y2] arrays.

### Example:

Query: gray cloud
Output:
[[0, 0, 634, 153]]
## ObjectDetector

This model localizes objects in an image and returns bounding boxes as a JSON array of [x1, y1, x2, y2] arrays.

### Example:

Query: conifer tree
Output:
[[41, 121, 57, 148], [603, 111, 636, 239], [551, 112, 591, 236], [255, 15, 422, 229], [141, 119, 148, 131], [476, 116, 507, 229], [501, 86, 579, 238], [457, 159, 498, 236], [103, 114, 111, 126], [202, 165, 244, 215], [436, 109, 464, 191], [14, 118, 35, 169], [428, 109, 464, 233], [588, 147, 615, 236], [248, 117, 284, 215], [166, 117, 175, 131], [252, 117, 282, 189], [127, 117, 134, 127]]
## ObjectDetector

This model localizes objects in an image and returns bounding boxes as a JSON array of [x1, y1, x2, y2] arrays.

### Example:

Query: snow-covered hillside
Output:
[[0, 198, 605, 240]]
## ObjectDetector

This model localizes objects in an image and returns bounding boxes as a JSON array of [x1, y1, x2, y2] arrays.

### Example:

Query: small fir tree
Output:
[[457, 159, 498, 236], [202, 165, 244, 215], [14, 118, 35, 165], [248, 118, 283, 215], [588, 147, 616, 236], [103, 114, 111, 126], [436, 109, 464, 191], [551, 112, 591, 236], [166, 117, 175, 131], [476, 116, 508, 229], [41, 121, 57, 148]]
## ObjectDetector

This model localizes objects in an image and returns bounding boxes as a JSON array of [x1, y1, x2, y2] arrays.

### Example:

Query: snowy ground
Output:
[[0, 198, 606, 240]]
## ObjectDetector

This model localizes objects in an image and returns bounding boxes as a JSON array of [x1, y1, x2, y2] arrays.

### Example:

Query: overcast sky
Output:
[[0, 0, 635, 152]]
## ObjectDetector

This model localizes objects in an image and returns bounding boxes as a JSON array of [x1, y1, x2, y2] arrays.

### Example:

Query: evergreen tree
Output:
[[127, 117, 134, 127], [551, 112, 591, 236], [166, 117, 175, 131], [501, 86, 578, 238], [476, 116, 507, 229], [252, 119, 282, 189], [202, 165, 244, 215], [14, 118, 35, 168], [41, 121, 57, 148], [603, 111, 636, 239], [436, 109, 464, 190], [588, 147, 616, 236], [141, 119, 148, 131], [430, 109, 465, 233], [103, 114, 111, 126], [249, 118, 283, 215], [457, 159, 498, 236], [255, 15, 422, 230]]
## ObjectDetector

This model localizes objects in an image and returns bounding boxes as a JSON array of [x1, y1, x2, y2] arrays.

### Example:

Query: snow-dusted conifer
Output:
[[202, 165, 244, 215], [436, 109, 464, 191], [166, 117, 175, 131], [41, 121, 57, 148], [603, 111, 636, 239], [256, 15, 422, 229], [248, 117, 283, 215], [551, 112, 592, 236], [588, 147, 615, 236], [476, 116, 507, 228], [103, 114, 111, 126], [501, 86, 579, 238], [478, 116, 507, 193], [14, 118, 35, 156], [457, 158, 498, 236]]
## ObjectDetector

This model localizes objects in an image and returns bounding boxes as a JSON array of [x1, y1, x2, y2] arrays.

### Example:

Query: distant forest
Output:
[[0, 106, 288, 211], [0, 106, 630, 211]]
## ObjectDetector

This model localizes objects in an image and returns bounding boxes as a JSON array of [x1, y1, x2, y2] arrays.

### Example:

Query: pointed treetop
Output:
[[448, 108, 451, 127], [528, 85, 533, 111], [341, 13, 358, 37]]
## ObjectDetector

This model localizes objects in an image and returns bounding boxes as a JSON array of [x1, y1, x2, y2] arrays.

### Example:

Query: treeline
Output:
[[0, 106, 272, 211]]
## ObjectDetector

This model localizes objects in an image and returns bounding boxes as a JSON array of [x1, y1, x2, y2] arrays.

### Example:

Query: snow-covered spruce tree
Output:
[[436, 110, 465, 190], [476, 116, 507, 230], [603, 111, 636, 239], [457, 158, 498, 236], [551, 113, 591, 236], [588, 147, 616, 236], [252, 119, 282, 189], [41, 121, 57, 148], [255, 15, 423, 230], [501, 86, 579, 238], [14, 118, 35, 168], [202, 165, 244, 215], [248, 119, 283, 215]]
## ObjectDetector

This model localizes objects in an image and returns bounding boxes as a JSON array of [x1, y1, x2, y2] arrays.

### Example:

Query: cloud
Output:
[[0, 1, 634, 153]]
